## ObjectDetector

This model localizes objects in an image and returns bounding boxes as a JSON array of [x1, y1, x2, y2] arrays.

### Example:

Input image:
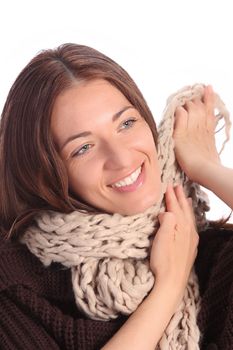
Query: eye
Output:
[[120, 118, 137, 130], [72, 144, 92, 157]]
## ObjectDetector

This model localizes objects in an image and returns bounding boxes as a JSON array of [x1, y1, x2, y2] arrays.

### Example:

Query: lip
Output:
[[109, 163, 145, 193]]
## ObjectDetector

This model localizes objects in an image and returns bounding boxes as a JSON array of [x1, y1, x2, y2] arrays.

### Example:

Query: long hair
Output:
[[0, 43, 158, 239]]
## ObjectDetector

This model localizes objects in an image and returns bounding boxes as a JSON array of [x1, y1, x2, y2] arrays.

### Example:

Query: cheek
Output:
[[136, 123, 156, 147], [67, 161, 100, 197], [140, 129, 157, 156], [144, 133, 160, 173]]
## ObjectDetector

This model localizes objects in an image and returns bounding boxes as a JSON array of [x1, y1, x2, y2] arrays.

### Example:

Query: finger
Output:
[[183, 100, 205, 130], [187, 197, 197, 226], [165, 185, 182, 213], [204, 86, 216, 132], [174, 106, 188, 136], [158, 212, 176, 232], [192, 95, 209, 119], [192, 97, 205, 111], [173, 185, 190, 211], [187, 197, 193, 207], [174, 186, 196, 223], [192, 97, 204, 108], [183, 100, 195, 112], [204, 85, 215, 116]]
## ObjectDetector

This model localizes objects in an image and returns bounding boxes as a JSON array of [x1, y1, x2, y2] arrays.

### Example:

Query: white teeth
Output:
[[111, 166, 141, 188]]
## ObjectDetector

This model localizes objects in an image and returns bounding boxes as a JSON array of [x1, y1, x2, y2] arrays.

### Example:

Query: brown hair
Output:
[[0, 43, 158, 239]]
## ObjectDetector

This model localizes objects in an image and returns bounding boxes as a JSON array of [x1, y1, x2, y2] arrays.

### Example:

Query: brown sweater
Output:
[[0, 227, 233, 350]]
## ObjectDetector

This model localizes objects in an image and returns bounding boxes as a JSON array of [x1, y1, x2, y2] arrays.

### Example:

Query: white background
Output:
[[0, 0, 232, 222]]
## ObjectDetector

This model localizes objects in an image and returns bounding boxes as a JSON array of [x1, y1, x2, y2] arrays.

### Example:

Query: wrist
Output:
[[191, 160, 222, 188], [150, 280, 184, 310]]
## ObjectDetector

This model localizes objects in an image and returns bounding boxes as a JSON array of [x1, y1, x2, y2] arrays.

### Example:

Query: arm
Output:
[[173, 85, 233, 209], [102, 186, 199, 350], [101, 282, 181, 350], [196, 163, 233, 211]]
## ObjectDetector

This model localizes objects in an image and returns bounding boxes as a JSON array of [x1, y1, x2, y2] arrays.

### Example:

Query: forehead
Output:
[[52, 79, 129, 121], [50, 79, 132, 144]]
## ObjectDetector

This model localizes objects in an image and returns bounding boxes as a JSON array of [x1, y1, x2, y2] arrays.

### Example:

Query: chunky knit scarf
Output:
[[21, 84, 230, 349]]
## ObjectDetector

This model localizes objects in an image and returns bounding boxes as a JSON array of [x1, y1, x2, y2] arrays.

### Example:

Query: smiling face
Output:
[[51, 79, 162, 215]]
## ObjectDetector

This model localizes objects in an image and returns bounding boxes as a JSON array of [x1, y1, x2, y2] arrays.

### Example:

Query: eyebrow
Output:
[[60, 105, 134, 151]]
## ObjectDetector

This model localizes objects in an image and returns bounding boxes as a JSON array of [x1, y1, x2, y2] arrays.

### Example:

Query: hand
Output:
[[173, 85, 221, 185], [149, 185, 199, 302], [102, 187, 199, 350]]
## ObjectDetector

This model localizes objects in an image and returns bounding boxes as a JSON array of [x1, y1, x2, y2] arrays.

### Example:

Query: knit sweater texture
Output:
[[0, 227, 233, 350]]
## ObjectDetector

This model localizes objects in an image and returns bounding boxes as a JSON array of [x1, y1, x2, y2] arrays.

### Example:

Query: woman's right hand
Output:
[[102, 185, 198, 350], [149, 184, 199, 303]]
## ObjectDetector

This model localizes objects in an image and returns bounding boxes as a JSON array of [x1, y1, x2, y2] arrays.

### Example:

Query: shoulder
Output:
[[195, 227, 233, 348], [0, 236, 127, 349], [0, 234, 72, 296], [197, 225, 233, 262], [0, 234, 42, 291], [198, 225, 233, 244], [195, 226, 233, 290]]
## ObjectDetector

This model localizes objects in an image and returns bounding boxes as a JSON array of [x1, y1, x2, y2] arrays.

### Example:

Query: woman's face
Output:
[[51, 79, 162, 215]]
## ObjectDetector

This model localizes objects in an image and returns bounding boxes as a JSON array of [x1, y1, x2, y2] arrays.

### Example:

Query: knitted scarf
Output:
[[21, 84, 231, 349]]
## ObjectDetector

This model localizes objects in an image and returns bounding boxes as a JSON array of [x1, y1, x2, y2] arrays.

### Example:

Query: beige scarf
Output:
[[21, 84, 230, 349]]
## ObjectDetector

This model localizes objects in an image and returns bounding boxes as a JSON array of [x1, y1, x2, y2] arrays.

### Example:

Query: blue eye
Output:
[[72, 144, 92, 157], [121, 118, 137, 129]]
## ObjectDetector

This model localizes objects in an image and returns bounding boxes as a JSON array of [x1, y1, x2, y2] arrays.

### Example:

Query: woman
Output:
[[0, 43, 232, 350]]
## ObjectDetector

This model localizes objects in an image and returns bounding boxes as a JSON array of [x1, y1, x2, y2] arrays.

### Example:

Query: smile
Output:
[[109, 164, 144, 193], [111, 166, 142, 187]]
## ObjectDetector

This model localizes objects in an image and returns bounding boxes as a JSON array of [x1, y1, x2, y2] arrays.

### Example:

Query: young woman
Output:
[[0, 43, 232, 350]]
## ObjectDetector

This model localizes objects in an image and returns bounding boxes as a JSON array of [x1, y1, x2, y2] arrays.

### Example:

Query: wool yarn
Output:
[[21, 84, 231, 349]]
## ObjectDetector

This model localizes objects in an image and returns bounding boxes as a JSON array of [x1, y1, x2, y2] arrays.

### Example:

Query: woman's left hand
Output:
[[173, 85, 221, 185]]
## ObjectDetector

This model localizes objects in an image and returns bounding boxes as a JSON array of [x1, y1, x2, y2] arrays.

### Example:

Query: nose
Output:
[[102, 140, 134, 171]]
